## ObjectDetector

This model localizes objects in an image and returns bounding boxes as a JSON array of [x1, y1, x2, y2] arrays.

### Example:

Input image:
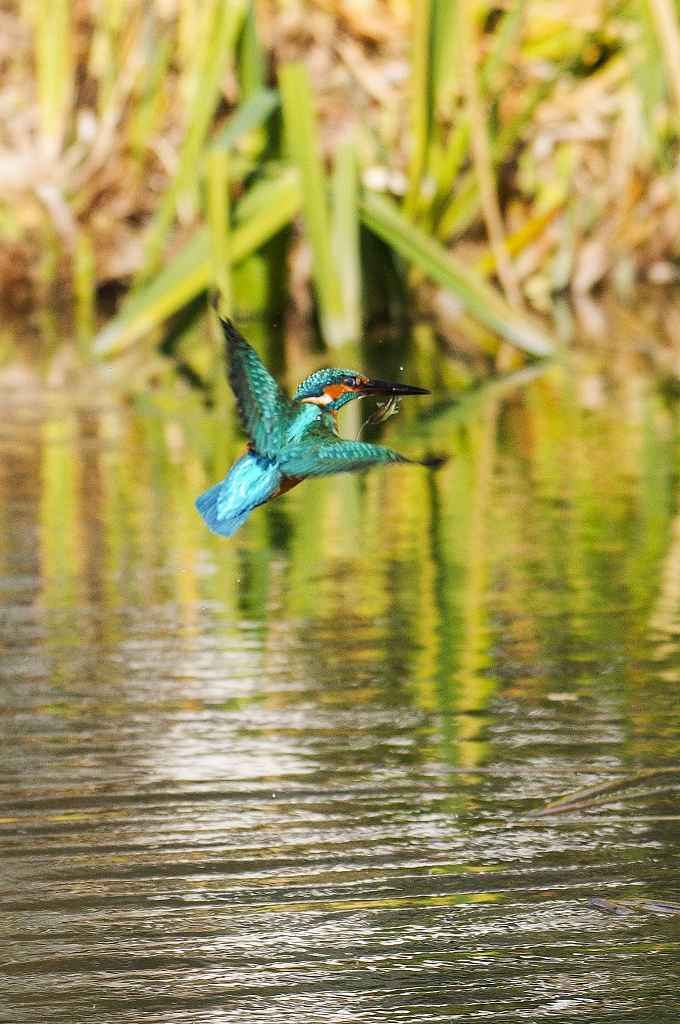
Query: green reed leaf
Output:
[[140, 0, 247, 277], [94, 170, 301, 357], [360, 192, 554, 356], [207, 147, 232, 314], [332, 140, 362, 341], [279, 61, 348, 346]]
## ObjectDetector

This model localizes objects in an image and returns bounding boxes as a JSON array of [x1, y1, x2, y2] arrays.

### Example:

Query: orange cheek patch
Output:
[[324, 383, 354, 400]]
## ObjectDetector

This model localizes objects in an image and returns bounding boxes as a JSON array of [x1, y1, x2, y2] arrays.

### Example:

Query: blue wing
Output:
[[279, 424, 412, 478], [221, 317, 294, 459]]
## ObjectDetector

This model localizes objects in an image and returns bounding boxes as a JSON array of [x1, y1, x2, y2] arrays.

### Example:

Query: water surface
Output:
[[2, 334, 680, 1022]]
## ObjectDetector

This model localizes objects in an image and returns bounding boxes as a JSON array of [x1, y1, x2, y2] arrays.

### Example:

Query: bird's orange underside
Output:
[[275, 476, 303, 496]]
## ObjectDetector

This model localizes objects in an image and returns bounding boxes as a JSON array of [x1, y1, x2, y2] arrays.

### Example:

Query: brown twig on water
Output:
[[527, 767, 680, 817]]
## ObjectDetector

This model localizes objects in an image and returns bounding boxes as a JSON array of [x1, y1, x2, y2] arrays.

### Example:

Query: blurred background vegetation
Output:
[[2, 0, 680, 380]]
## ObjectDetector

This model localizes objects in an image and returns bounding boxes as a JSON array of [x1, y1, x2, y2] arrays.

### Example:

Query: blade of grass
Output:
[[425, 119, 471, 232], [71, 10, 149, 195], [360, 191, 554, 356], [647, 0, 680, 114], [236, 5, 270, 159], [141, 0, 247, 278], [418, 0, 464, 228], [206, 148, 232, 314], [175, 0, 213, 115], [211, 87, 279, 150], [404, 0, 432, 219], [202, 89, 281, 322], [279, 61, 347, 346], [459, 0, 522, 307], [127, 33, 174, 167], [426, 0, 525, 237], [88, 0, 128, 118], [238, 2, 267, 99], [94, 169, 301, 357], [332, 140, 361, 340], [479, 0, 527, 95], [474, 203, 563, 276], [33, 0, 73, 154], [74, 229, 96, 358], [436, 79, 554, 240], [431, 0, 461, 114]]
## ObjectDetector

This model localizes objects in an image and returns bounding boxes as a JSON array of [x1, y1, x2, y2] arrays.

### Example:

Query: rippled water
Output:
[[2, 338, 680, 1022]]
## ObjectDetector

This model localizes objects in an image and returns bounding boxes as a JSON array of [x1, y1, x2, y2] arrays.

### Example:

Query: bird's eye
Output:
[[345, 376, 359, 387]]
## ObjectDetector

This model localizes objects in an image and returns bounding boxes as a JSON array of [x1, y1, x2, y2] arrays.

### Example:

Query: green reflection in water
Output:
[[25, 332, 680, 771]]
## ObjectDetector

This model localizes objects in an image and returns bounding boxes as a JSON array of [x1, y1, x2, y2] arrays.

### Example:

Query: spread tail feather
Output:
[[195, 480, 253, 537], [195, 453, 282, 537]]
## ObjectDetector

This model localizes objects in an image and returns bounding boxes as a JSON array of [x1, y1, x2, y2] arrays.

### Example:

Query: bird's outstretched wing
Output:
[[220, 317, 294, 458], [279, 423, 413, 478]]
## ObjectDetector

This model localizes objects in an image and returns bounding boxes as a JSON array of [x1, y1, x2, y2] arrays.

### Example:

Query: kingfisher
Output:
[[196, 317, 432, 537]]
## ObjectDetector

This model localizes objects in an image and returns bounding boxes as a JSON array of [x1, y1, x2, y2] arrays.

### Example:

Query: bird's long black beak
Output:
[[356, 377, 430, 397]]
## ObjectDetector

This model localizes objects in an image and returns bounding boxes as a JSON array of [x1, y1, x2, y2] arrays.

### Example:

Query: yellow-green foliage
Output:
[[3, 1, 680, 357]]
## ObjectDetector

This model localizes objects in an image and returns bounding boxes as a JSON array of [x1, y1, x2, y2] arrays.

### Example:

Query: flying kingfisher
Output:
[[195, 317, 432, 537]]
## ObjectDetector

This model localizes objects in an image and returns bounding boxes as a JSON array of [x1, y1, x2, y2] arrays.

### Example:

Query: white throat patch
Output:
[[300, 393, 332, 406]]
